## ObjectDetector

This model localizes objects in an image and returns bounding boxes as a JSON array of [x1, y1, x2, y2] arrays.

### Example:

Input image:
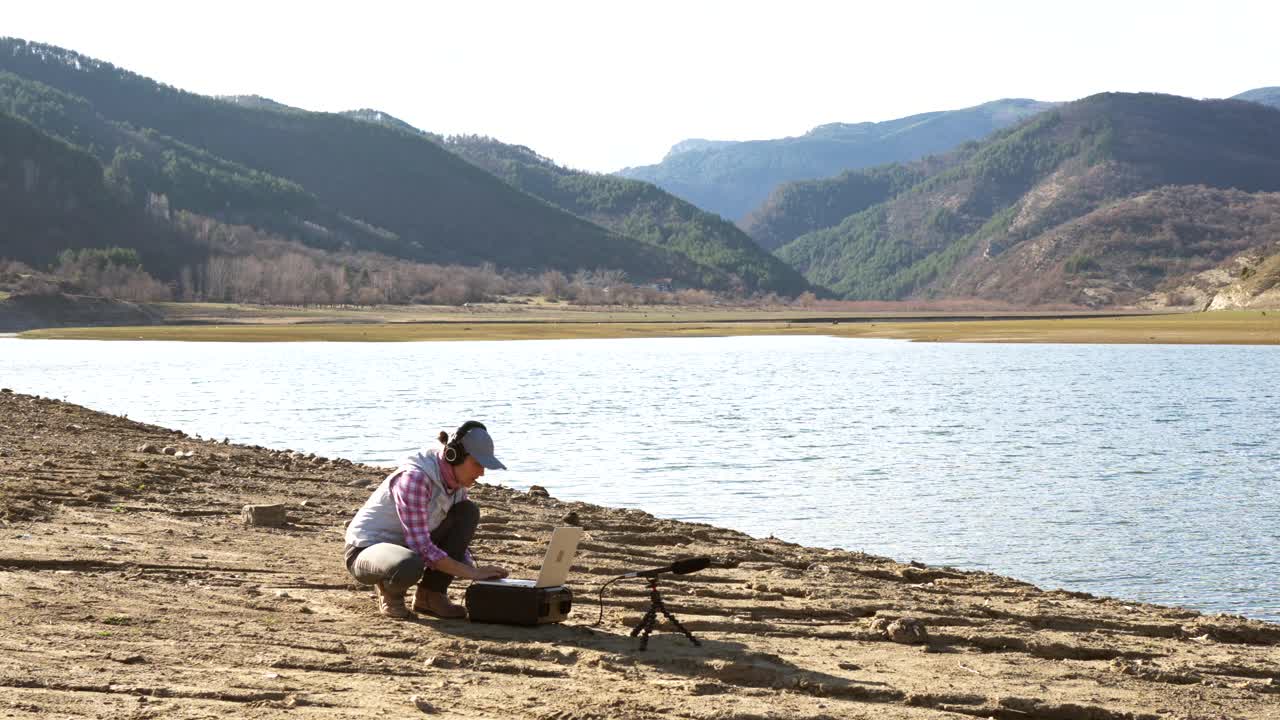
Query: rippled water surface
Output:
[[3, 336, 1278, 621]]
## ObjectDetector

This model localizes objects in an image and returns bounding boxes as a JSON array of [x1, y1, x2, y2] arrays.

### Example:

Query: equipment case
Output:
[[464, 583, 573, 625]]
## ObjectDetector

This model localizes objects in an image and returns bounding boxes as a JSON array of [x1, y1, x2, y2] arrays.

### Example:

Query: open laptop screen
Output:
[[473, 526, 583, 588]]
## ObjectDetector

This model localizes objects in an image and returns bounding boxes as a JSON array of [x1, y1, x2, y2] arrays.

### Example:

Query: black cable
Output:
[[592, 574, 627, 627]]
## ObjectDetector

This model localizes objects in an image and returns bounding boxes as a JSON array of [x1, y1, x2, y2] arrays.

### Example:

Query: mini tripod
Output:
[[629, 576, 702, 650]]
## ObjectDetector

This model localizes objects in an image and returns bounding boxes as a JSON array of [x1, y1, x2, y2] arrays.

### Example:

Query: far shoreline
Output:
[[12, 307, 1280, 345]]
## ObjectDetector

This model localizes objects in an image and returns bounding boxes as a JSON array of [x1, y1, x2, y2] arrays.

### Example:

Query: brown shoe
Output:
[[413, 586, 466, 619], [374, 581, 412, 619]]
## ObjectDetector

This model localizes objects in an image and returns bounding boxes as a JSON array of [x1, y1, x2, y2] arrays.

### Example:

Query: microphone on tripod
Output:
[[592, 556, 714, 643], [618, 556, 709, 649], [620, 556, 711, 578]]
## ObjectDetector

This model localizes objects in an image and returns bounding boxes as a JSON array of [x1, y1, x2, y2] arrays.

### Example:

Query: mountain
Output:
[[220, 95, 301, 112], [664, 139, 736, 158], [1231, 87, 1280, 109], [949, 185, 1280, 307], [774, 92, 1280, 306], [0, 110, 193, 275], [340, 108, 431, 137], [0, 106, 717, 308], [0, 38, 723, 287], [2, 108, 135, 267], [439, 135, 812, 294], [741, 163, 932, 251], [617, 99, 1056, 222], [0, 70, 345, 240]]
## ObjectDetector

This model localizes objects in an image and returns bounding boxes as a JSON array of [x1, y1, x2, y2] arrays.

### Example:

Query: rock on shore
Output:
[[0, 391, 1277, 719]]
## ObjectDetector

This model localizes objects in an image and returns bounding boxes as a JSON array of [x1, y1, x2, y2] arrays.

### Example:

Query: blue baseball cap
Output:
[[462, 427, 506, 470]]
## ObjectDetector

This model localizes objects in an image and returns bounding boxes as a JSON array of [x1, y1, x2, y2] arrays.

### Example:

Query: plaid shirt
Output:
[[388, 463, 472, 567]]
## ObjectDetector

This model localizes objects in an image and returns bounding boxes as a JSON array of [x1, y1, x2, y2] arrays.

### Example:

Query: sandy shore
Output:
[[1, 390, 1277, 719]]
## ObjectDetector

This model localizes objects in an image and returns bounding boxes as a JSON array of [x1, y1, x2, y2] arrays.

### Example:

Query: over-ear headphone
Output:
[[443, 420, 487, 465]]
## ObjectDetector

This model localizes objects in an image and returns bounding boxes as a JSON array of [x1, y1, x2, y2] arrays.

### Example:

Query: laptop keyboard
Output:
[[473, 578, 537, 587]]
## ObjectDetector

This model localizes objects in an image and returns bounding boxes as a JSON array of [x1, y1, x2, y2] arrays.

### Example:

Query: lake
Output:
[[2, 335, 1277, 621]]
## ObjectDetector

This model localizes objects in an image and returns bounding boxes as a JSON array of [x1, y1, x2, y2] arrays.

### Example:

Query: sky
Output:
[[5, 0, 1278, 173]]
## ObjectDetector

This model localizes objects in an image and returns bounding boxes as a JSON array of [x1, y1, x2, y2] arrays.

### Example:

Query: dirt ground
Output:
[[0, 390, 1277, 719]]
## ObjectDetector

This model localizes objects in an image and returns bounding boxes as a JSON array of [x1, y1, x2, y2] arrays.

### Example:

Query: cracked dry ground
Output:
[[0, 391, 1277, 719]]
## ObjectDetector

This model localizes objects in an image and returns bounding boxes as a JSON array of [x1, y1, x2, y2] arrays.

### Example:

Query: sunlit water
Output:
[[2, 336, 1277, 621]]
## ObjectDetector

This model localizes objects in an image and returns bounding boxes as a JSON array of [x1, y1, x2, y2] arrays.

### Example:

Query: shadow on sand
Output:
[[416, 615, 904, 704]]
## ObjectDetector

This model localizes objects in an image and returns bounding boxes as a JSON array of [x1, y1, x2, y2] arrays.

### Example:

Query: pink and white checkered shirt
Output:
[[388, 457, 472, 566]]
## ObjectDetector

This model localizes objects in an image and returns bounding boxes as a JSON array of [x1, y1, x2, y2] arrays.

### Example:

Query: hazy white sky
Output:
[[6, 1, 1277, 172]]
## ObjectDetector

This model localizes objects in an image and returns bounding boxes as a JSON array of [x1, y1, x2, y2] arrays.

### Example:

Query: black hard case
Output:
[[464, 583, 573, 625]]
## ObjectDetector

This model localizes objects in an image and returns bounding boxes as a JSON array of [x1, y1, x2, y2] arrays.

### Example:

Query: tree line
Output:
[[1, 212, 757, 307]]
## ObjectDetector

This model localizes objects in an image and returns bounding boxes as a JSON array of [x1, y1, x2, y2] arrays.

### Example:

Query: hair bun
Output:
[[438, 431, 450, 444]]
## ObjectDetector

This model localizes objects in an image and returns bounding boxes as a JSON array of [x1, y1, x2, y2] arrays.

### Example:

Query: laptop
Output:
[[472, 526, 583, 588]]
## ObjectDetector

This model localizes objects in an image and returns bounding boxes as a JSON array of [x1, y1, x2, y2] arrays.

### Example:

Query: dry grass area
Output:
[[18, 307, 1280, 345], [841, 311, 1280, 345], [1, 391, 1278, 719], [142, 299, 1103, 325]]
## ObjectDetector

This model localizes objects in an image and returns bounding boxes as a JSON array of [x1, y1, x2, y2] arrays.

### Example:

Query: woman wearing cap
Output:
[[343, 421, 510, 618]]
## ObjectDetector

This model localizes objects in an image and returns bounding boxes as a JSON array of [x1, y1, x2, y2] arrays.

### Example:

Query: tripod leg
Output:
[[629, 606, 657, 638], [658, 604, 702, 647], [634, 611, 657, 651], [630, 606, 659, 650], [628, 580, 700, 650], [638, 616, 654, 651], [650, 591, 702, 647]]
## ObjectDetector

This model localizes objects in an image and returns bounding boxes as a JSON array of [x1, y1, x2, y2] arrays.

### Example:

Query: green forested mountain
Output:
[[0, 72, 321, 217], [741, 163, 931, 251], [1232, 87, 1280, 109], [439, 135, 811, 294], [1, 109, 129, 265], [617, 99, 1055, 222], [0, 38, 731, 287], [774, 93, 1280, 306], [340, 109, 431, 137], [220, 95, 302, 112], [0, 110, 193, 276], [0, 69, 422, 262], [0, 110, 720, 307]]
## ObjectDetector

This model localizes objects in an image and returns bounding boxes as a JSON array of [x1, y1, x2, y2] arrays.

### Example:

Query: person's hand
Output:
[[472, 565, 509, 580]]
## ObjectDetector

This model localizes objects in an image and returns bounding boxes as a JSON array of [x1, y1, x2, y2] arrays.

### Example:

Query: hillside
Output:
[[1200, 247, 1280, 309], [0, 66, 453, 266], [220, 95, 302, 112], [617, 99, 1055, 222], [340, 108, 431, 137], [775, 93, 1280, 305], [0, 106, 722, 309], [944, 185, 1280, 307], [0, 110, 197, 276], [0, 71, 356, 254], [741, 163, 932, 251], [1126, 189, 1280, 310], [1232, 86, 1280, 109], [440, 135, 812, 294], [0, 38, 719, 287], [0, 292, 161, 332]]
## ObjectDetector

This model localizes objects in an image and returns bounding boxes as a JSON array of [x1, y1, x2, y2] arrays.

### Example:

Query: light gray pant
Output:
[[345, 499, 479, 593], [347, 543, 425, 594]]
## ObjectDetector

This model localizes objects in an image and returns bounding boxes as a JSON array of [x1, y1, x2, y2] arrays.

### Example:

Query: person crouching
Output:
[[343, 421, 509, 618]]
